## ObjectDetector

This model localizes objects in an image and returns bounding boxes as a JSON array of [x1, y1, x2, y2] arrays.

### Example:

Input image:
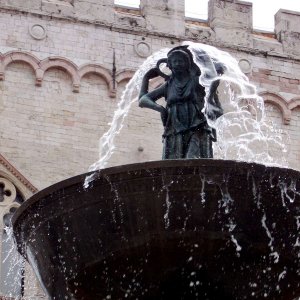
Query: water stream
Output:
[[84, 48, 169, 187], [84, 41, 288, 187], [2, 226, 24, 299], [82, 42, 297, 298]]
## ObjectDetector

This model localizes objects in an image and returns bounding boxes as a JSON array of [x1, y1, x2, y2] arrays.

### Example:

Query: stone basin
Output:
[[12, 159, 300, 299]]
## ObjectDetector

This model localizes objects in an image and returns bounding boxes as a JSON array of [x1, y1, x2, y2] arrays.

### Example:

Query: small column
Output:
[[208, 0, 253, 47], [275, 9, 300, 56], [140, 0, 185, 36]]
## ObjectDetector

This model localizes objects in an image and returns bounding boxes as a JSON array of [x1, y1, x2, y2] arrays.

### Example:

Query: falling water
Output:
[[81, 43, 296, 298], [85, 41, 287, 187], [84, 48, 169, 187], [2, 226, 24, 299], [186, 42, 288, 167]]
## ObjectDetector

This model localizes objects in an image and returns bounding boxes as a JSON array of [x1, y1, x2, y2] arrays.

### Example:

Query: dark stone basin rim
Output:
[[10, 159, 300, 299], [11, 159, 297, 228]]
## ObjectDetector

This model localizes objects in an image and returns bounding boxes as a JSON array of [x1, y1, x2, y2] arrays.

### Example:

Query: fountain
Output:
[[11, 43, 300, 299]]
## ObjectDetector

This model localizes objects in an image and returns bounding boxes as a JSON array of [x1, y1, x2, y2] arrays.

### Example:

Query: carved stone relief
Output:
[[134, 41, 151, 57], [0, 178, 16, 206], [238, 58, 252, 74], [29, 24, 47, 40]]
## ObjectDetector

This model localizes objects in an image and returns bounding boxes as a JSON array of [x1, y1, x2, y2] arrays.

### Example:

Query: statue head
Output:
[[156, 45, 200, 79], [167, 45, 200, 77], [167, 49, 191, 72]]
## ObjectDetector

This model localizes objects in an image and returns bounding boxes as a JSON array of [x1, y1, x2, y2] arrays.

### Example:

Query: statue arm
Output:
[[195, 51, 218, 79], [206, 79, 223, 120], [138, 67, 168, 125], [139, 83, 166, 113], [139, 67, 161, 98]]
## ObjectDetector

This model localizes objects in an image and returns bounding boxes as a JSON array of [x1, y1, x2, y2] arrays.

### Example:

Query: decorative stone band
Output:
[[0, 177, 20, 228], [0, 51, 300, 125], [0, 51, 136, 98], [259, 91, 300, 125], [0, 178, 16, 205], [0, 154, 38, 195]]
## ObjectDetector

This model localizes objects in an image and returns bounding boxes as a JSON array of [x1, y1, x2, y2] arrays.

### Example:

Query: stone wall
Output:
[[0, 1, 300, 296], [0, 0, 299, 191]]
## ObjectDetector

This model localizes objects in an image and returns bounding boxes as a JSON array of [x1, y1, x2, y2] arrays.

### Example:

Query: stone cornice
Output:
[[0, 154, 38, 194], [0, 5, 300, 61]]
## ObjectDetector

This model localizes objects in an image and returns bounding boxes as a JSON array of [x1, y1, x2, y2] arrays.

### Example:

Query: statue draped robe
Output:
[[162, 75, 215, 159]]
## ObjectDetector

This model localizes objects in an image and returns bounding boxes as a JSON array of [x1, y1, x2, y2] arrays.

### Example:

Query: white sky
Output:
[[115, 0, 300, 32]]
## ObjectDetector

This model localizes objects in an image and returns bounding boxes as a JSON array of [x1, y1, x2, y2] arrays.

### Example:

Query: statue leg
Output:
[[163, 134, 184, 159], [185, 129, 213, 159]]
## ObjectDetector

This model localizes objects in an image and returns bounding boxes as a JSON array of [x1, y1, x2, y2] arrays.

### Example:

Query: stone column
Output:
[[140, 0, 185, 36], [208, 0, 253, 47], [275, 9, 300, 56]]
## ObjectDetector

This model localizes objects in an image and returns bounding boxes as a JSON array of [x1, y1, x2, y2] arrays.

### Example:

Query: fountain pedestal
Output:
[[12, 160, 300, 299]]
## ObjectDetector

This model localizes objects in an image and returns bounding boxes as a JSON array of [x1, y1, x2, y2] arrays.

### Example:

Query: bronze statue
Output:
[[139, 45, 223, 159]]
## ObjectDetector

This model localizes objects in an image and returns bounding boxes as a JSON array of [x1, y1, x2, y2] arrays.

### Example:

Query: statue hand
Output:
[[160, 107, 168, 126]]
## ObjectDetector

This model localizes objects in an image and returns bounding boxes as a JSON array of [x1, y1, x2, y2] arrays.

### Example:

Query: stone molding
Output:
[[0, 51, 136, 97], [0, 178, 16, 205], [0, 177, 20, 228], [1, 51, 299, 125], [39, 56, 80, 92], [78, 63, 115, 96], [0, 154, 38, 198], [115, 69, 136, 84], [287, 97, 300, 111], [259, 91, 300, 125], [0, 176, 22, 230], [0, 1, 299, 58], [29, 23, 47, 40]]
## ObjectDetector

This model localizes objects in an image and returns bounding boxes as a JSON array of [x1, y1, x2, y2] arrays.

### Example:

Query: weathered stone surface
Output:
[[275, 9, 300, 56], [140, 0, 185, 36], [74, 0, 114, 23], [208, 0, 253, 46], [209, 0, 253, 29]]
